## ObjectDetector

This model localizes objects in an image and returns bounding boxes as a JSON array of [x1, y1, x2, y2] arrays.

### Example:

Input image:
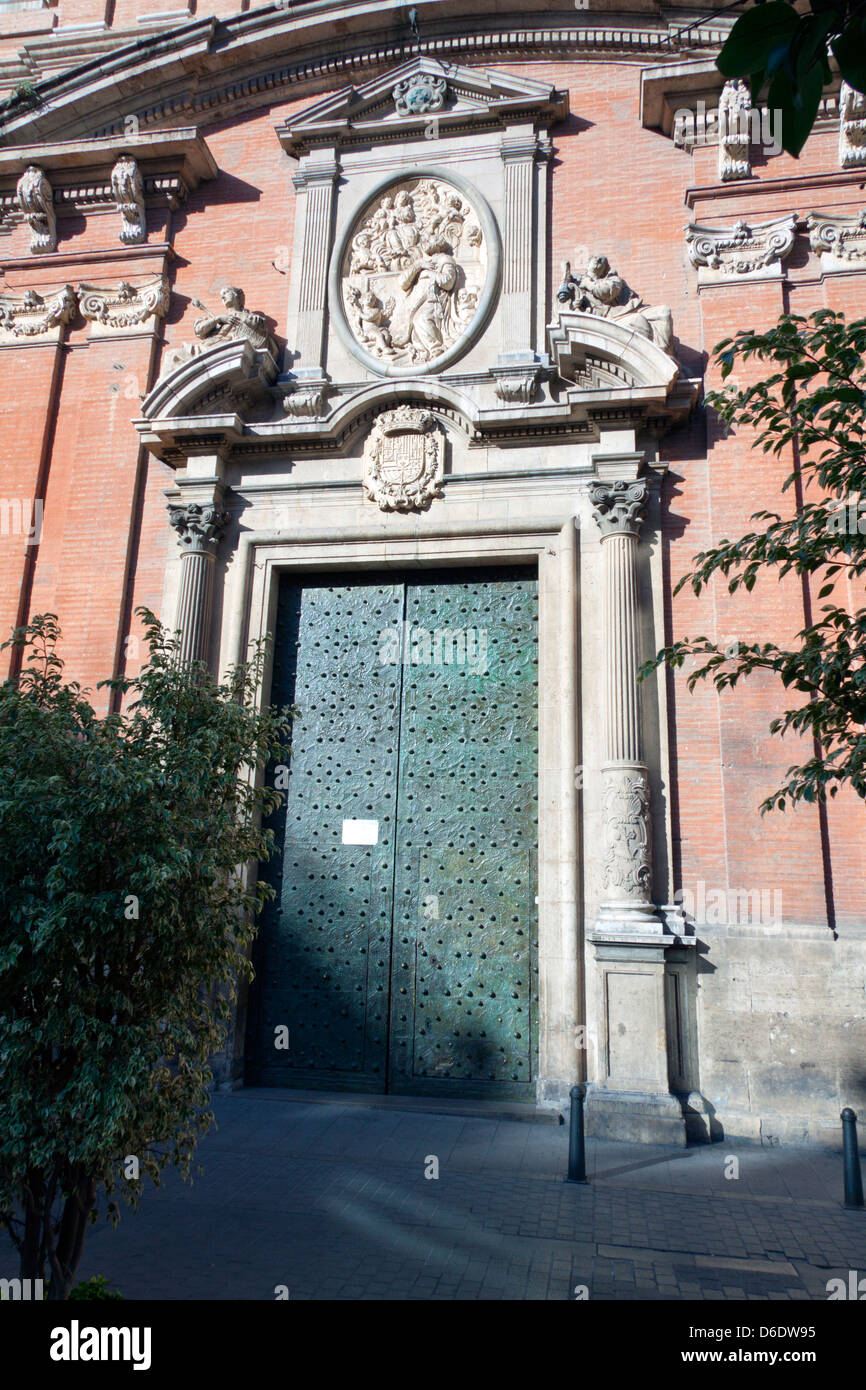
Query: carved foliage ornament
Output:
[[807, 208, 866, 263], [16, 165, 56, 255], [589, 479, 648, 538], [601, 768, 653, 901], [685, 215, 796, 274], [342, 176, 487, 370], [840, 80, 866, 169], [0, 285, 75, 338], [111, 154, 146, 246], [168, 502, 230, 556], [78, 277, 169, 329], [718, 79, 751, 182], [362, 406, 444, 512]]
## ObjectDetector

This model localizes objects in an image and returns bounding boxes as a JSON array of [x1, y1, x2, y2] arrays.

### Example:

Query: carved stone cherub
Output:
[[557, 253, 673, 355], [348, 286, 396, 355]]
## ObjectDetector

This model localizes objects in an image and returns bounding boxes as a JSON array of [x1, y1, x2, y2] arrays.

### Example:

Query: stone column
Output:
[[590, 477, 659, 932], [167, 501, 230, 666], [585, 471, 687, 1145]]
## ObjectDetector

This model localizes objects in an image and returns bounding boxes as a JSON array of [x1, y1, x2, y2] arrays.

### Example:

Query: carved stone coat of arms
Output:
[[362, 407, 445, 512]]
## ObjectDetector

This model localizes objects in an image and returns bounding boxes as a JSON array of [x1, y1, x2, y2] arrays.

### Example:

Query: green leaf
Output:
[[718, 3, 800, 80], [832, 18, 866, 95], [769, 59, 825, 156]]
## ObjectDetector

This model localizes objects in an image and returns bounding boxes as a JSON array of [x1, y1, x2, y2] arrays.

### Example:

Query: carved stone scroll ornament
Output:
[[0, 285, 75, 339], [393, 72, 447, 116], [16, 165, 56, 255], [161, 286, 277, 375], [807, 208, 866, 264], [78, 278, 169, 330], [342, 177, 487, 369], [718, 79, 751, 181], [556, 253, 673, 355], [362, 406, 445, 512], [282, 382, 328, 417], [602, 768, 653, 900], [840, 80, 866, 169], [111, 154, 146, 246], [493, 370, 540, 403], [686, 216, 796, 275]]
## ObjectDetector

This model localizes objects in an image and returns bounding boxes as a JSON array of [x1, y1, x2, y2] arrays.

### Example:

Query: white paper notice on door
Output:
[[341, 818, 379, 845]]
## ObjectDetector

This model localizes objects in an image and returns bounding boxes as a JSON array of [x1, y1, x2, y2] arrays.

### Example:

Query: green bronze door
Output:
[[245, 566, 538, 1098]]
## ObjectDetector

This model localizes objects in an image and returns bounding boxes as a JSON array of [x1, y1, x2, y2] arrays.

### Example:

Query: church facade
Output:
[[1, 0, 864, 1144]]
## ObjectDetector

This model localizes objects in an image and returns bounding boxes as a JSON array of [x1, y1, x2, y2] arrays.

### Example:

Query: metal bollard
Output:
[[565, 1084, 589, 1184], [842, 1108, 864, 1209]]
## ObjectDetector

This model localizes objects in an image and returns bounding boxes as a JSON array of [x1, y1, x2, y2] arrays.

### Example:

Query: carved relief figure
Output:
[[557, 253, 673, 355], [341, 177, 487, 368]]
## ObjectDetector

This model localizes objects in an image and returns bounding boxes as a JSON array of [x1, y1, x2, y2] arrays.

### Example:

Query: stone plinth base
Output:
[[585, 1087, 686, 1146]]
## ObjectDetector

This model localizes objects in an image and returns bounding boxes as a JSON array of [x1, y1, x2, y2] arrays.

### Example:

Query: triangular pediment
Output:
[[276, 57, 567, 154]]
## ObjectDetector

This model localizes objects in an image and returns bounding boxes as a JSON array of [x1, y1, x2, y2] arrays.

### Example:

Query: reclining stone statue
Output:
[[557, 253, 673, 355], [161, 285, 277, 376]]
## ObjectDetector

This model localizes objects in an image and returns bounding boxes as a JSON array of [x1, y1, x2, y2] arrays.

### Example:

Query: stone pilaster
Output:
[[167, 501, 230, 666], [499, 127, 538, 363], [291, 150, 338, 376]]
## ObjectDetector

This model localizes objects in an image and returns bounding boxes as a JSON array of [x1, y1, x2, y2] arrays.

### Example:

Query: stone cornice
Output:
[[642, 59, 847, 140], [0, 131, 217, 243], [0, 5, 728, 146], [685, 166, 866, 210]]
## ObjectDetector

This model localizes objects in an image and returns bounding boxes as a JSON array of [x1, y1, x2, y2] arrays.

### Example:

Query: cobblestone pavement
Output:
[[7, 1092, 866, 1300]]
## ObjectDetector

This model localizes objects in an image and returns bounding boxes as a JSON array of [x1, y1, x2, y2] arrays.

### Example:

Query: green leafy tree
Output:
[[716, 0, 866, 156], [643, 309, 866, 811], [0, 610, 291, 1299]]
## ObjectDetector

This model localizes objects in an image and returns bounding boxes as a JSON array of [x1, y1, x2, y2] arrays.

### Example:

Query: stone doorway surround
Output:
[[141, 421, 697, 1136]]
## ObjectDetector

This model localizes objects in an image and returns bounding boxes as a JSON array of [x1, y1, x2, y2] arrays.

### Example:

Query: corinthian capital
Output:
[[589, 479, 648, 538], [168, 502, 230, 556]]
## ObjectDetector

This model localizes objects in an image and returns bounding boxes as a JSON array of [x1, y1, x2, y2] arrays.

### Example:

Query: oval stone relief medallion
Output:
[[338, 175, 493, 375]]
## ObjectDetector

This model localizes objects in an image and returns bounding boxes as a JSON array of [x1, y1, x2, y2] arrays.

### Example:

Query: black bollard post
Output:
[[842, 1108, 864, 1209], [565, 1084, 589, 1184]]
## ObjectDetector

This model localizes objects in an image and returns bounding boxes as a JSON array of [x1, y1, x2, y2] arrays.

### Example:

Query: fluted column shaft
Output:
[[590, 478, 655, 920], [168, 502, 230, 667]]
